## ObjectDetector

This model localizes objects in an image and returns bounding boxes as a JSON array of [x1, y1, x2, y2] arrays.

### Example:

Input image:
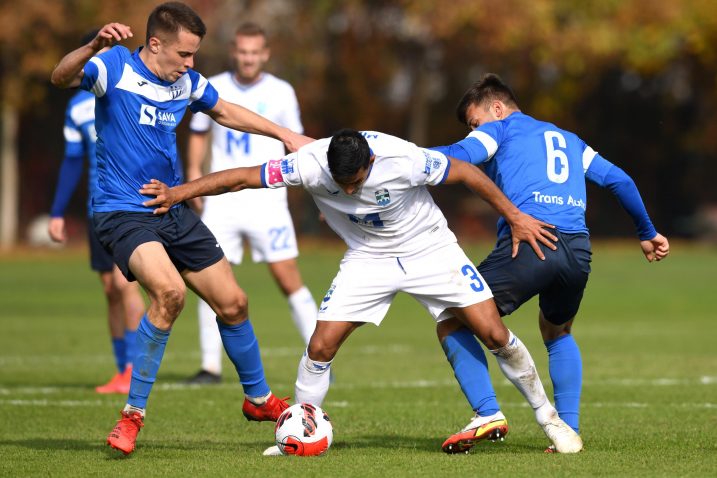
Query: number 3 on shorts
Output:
[[461, 264, 485, 292]]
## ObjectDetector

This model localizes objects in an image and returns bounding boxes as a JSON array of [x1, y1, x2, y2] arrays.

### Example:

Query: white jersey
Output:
[[189, 71, 303, 208], [263, 131, 457, 258]]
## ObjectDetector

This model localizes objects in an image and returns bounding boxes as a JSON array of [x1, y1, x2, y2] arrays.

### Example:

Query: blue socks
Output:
[[545, 334, 582, 433], [128, 316, 170, 409], [217, 318, 270, 398], [441, 328, 500, 416], [111, 337, 126, 373], [124, 326, 138, 368]]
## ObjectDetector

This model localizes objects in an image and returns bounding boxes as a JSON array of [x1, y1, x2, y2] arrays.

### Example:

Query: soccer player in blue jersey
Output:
[[432, 73, 670, 453], [48, 31, 146, 395], [51, 2, 310, 455]]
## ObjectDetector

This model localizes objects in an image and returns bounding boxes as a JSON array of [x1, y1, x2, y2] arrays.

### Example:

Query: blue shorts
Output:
[[477, 231, 592, 325], [88, 219, 114, 273], [93, 204, 224, 282]]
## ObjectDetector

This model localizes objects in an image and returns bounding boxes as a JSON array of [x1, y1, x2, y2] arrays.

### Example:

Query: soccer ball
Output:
[[274, 403, 333, 456]]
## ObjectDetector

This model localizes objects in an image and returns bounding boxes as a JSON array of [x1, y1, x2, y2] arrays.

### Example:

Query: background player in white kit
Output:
[[185, 23, 317, 383], [142, 129, 583, 454]]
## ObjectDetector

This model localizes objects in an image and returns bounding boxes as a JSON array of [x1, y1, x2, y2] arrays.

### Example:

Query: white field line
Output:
[[0, 398, 714, 410], [1, 375, 716, 397], [0, 345, 410, 367]]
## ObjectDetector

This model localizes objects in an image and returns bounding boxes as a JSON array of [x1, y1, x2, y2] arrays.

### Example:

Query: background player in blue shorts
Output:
[[50, 2, 310, 455], [431, 73, 670, 452], [48, 30, 146, 395]]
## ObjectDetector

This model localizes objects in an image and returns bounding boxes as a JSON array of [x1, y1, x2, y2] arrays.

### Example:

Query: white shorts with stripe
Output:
[[318, 243, 493, 325]]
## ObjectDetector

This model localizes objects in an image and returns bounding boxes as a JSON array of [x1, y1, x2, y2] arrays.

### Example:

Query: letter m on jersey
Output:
[[226, 130, 251, 156]]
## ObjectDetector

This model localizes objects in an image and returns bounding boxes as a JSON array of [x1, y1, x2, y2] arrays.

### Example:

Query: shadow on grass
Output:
[[329, 434, 540, 454]]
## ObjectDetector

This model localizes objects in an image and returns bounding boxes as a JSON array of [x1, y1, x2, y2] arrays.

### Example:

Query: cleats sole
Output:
[[442, 419, 509, 454]]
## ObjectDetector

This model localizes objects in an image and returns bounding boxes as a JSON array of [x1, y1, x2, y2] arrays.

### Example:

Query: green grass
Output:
[[1, 241, 716, 477]]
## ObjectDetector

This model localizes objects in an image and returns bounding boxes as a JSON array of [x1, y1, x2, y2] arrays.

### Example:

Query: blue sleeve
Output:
[[188, 71, 220, 113], [587, 158, 657, 240], [429, 144, 472, 162], [50, 154, 85, 217]]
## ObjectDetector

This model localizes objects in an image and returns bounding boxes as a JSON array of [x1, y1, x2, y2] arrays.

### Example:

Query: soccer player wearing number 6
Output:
[[140, 129, 584, 454], [431, 74, 670, 453]]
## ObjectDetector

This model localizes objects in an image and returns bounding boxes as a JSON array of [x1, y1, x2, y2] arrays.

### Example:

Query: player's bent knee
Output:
[[214, 292, 249, 324], [307, 338, 338, 362], [156, 288, 185, 320]]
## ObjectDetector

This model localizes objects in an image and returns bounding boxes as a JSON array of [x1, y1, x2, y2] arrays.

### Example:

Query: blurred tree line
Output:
[[2, 0, 716, 247]]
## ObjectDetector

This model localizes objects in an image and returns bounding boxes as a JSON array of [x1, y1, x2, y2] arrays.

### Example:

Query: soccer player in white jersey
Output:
[[431, 74, 670, 453], [51, 2, 311, 455], [184, 23, 317, 384], [48, 31, 146, 395], [141, 129, 584, 454]]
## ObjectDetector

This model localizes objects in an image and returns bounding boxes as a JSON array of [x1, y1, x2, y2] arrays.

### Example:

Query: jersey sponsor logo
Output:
[[139, 104, 177, 127], [375, 188, 391, 206], [531, 191, 586, 210], [323, 186, 340, 195]]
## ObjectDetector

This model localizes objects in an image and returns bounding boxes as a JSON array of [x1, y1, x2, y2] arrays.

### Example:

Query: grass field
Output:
[[1, 241, 716, 477]]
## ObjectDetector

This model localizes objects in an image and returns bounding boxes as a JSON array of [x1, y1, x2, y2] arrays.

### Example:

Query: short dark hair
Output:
[[146, 2, 206, 44], [235, 22, 266, 38], [456, 73, 519, 125], [327, 129, 372, 181]]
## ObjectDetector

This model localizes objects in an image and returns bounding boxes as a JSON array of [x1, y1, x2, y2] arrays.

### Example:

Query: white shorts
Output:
[[318, 243, 493, 325], [201, 191, 299, 265]]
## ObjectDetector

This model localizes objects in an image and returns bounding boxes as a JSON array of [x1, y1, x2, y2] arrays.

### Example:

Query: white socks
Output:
[[490, 330, 555, 425], [288, 286, 318, 345], [295, 350, 332, 406], [198, 299, 223, 374]]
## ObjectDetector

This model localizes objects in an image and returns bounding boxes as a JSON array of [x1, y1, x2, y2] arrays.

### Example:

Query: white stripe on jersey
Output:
[[88, 57, 108, 97], [190, 75, 209, 104], [115, 64, 191, 102], [582, 146, 598, 172], [63, 126, 82, 142], [69, 97, 95, 126], [468, 130, 498, 160]]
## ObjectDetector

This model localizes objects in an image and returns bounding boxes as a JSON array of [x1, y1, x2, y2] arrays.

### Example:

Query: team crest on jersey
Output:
[[375, 188, 391, 206], [169, 85, 184, 99]]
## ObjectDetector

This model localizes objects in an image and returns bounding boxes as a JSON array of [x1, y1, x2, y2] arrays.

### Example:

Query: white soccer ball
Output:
[[274, 403, 333, 456]]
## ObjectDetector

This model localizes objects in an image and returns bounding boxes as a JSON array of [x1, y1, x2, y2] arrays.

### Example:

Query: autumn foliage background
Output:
[[2, 0, 716, 246]]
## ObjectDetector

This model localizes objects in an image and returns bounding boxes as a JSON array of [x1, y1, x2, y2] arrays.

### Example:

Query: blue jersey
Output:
[[50, 90, 98, 217], [80, 46, 218, 212], [433, 112, 656, 240]]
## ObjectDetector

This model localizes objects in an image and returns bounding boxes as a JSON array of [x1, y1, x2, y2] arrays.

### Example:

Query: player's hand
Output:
[[640, 233, 670, 262], [140, 179, 177, 215], [90, 23, 133, 51], [47, 217, 66, 243], [509, 212, 558, 260], [283, 130, 315, 153]]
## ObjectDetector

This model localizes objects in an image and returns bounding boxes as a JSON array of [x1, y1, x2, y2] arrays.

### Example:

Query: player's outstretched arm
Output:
[[640, 233, 670, 262], [51, 23, 132, 88], [140, 165, 264, 214], [207, 98, 314, 153], [444, 158, 558, 260]]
